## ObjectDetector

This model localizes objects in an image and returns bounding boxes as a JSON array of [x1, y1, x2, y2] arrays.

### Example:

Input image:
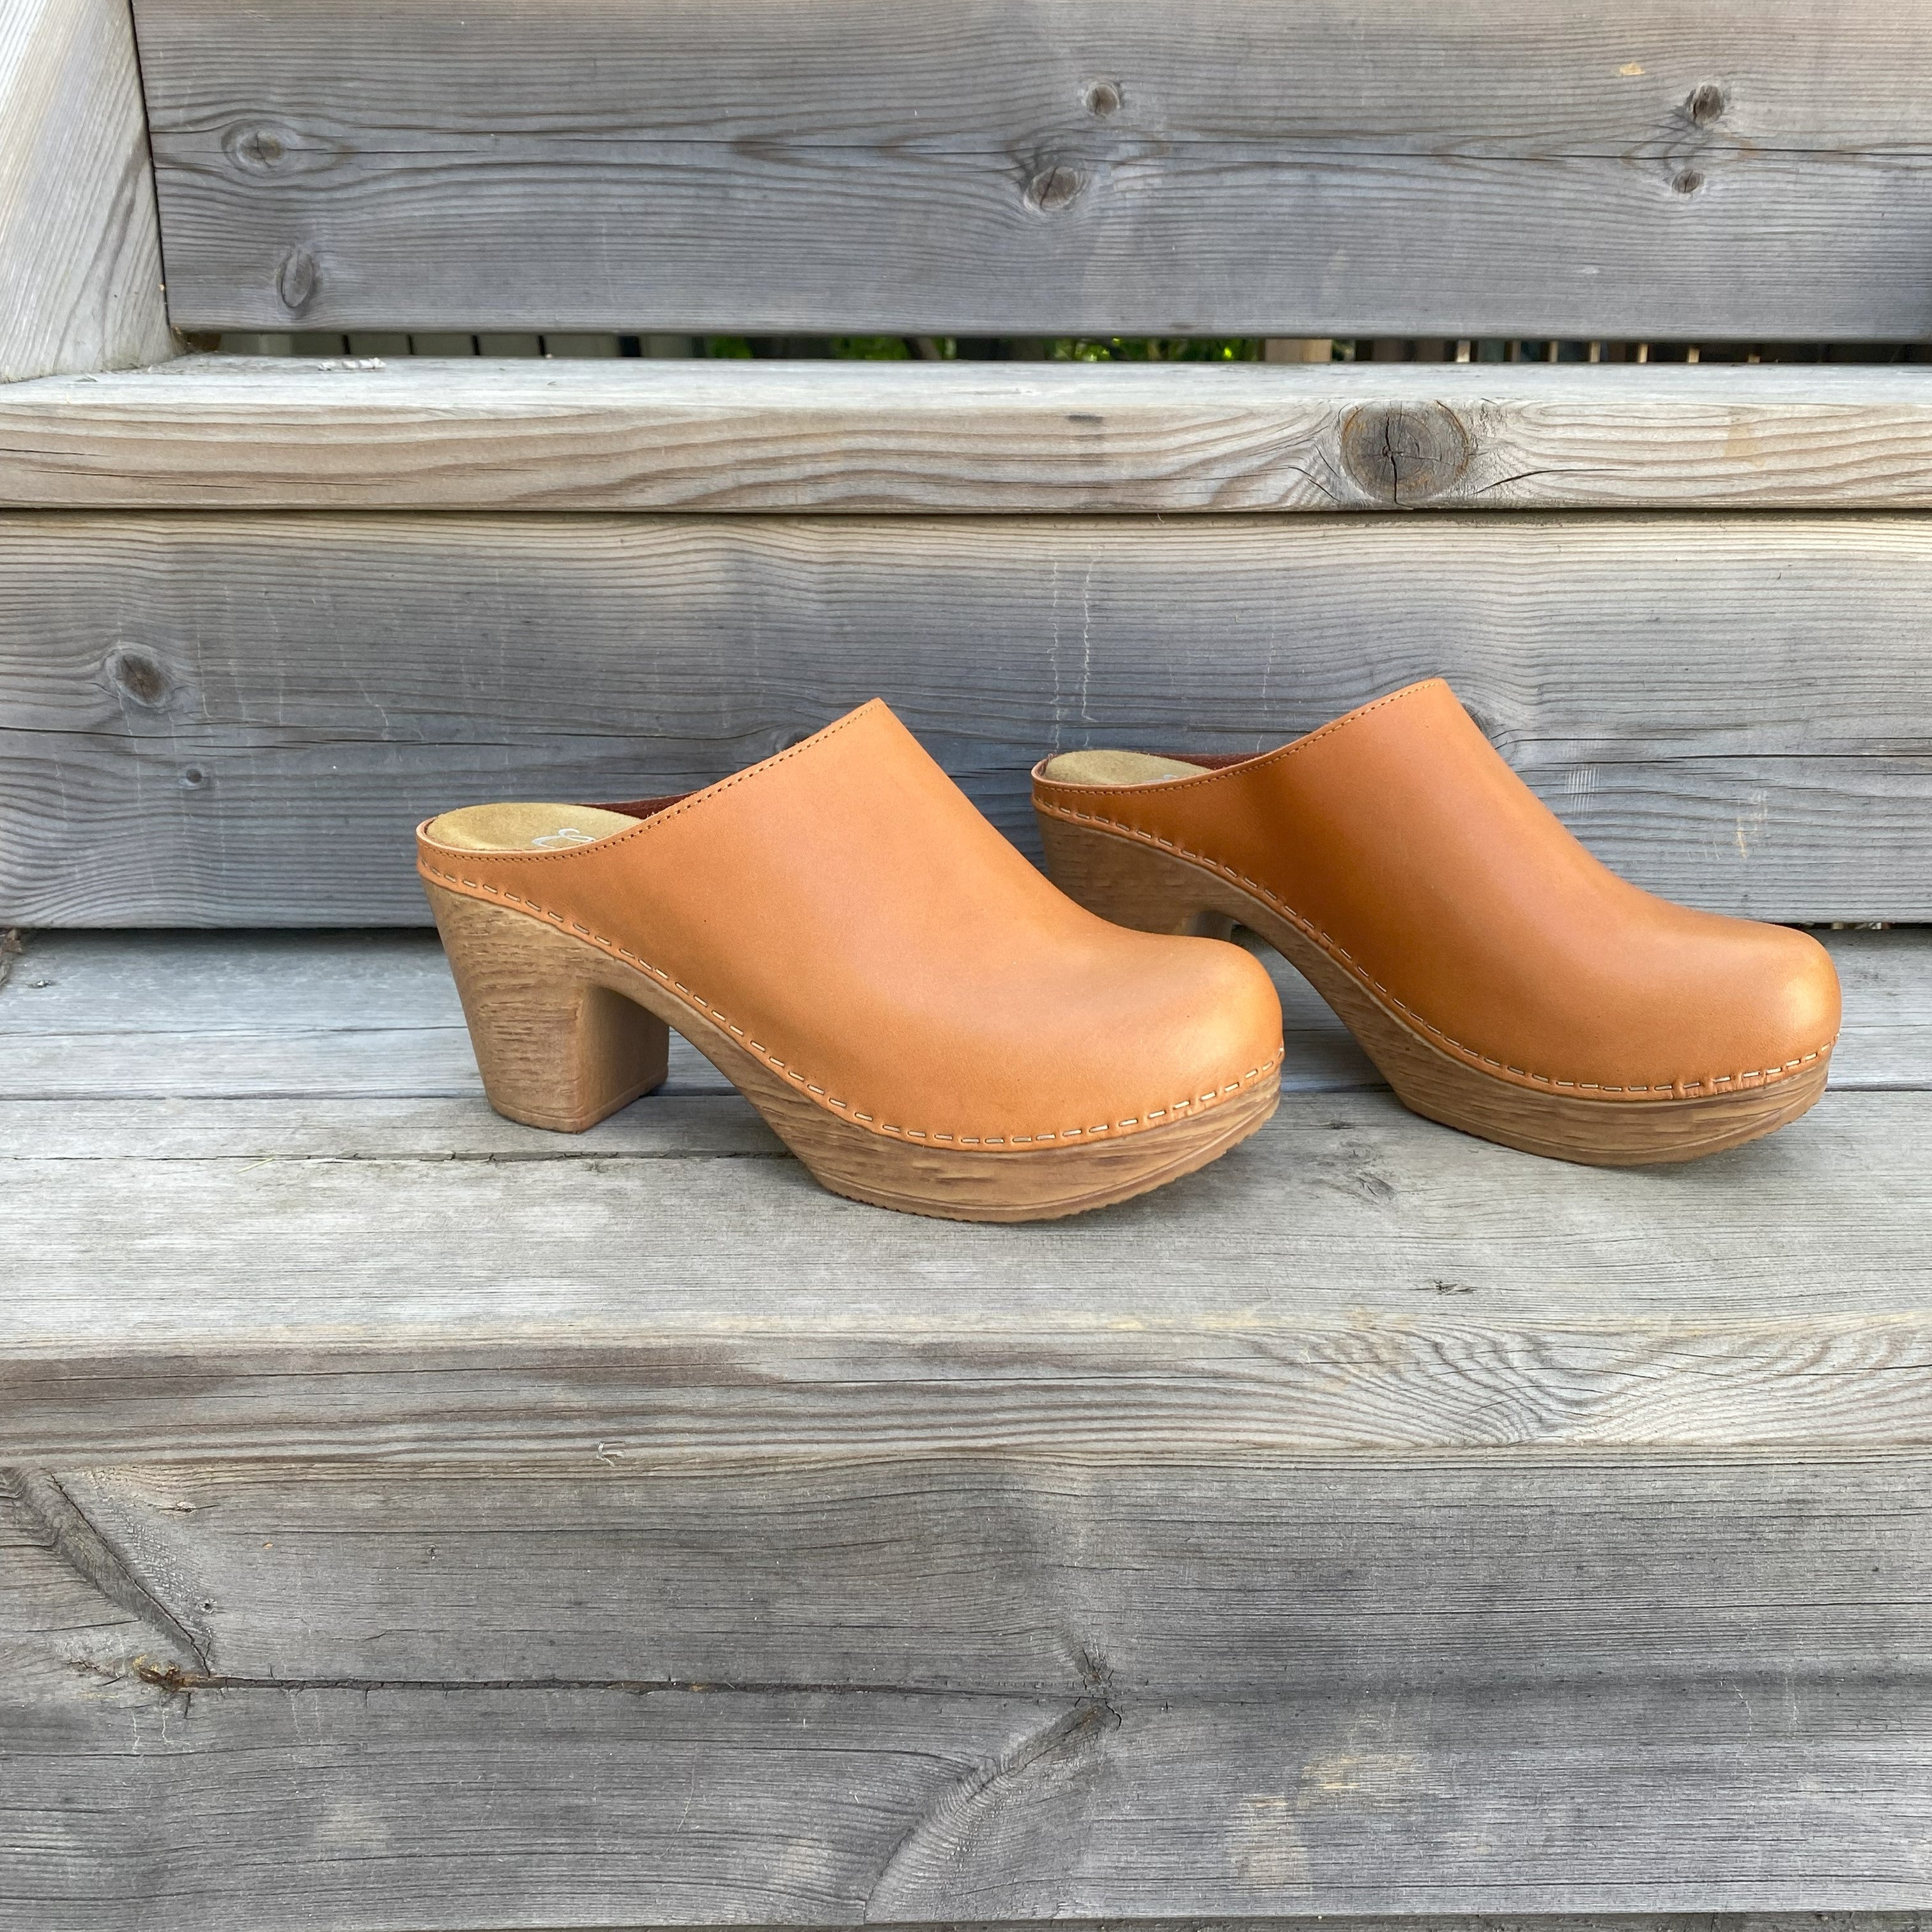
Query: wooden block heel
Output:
[[430, 877, 1276, 1220], [1037, 813, 1830, 1167], [427, 882, 671, 1131]]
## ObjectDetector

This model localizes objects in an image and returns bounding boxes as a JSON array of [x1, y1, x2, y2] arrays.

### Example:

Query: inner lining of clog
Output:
[[424, 803, 644, 852], [1039, 749, 1213, 786]]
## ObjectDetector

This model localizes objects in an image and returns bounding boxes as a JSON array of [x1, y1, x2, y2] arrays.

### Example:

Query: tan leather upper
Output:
[[420, 700, 1282, 1147], [1033, 678, 1841, 1100]]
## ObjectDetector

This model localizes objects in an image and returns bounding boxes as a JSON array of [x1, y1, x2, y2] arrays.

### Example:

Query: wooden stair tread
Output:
[[14, 356, 1932, 512], [3, 926, 1926, 1459]]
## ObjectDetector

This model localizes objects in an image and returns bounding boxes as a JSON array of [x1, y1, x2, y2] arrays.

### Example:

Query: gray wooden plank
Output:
[[27, 358, 1932, 513], [4, 1084, 1931, 1460], [132, 0, 1932, 336], [6, 1669, 1930, 1924], [17, 1460, 1932, 1927], [5, 512, 1932, 925], [34, 1452, 1932, 1694], [132, 0, 1932, 153], [0, 0, 174, 383]]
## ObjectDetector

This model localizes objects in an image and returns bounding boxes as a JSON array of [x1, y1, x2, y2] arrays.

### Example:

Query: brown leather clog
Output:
[[418, 700, 1283, 1221], [1032, 678, 1841, 1166]]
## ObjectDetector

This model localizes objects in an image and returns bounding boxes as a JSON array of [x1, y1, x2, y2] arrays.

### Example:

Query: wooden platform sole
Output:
[[1037, 813, 1830, 1167], [424, 878, 1278, 1222]]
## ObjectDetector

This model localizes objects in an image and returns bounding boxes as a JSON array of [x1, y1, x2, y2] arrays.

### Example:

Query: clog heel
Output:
[[420, 702, 1284, 1222]]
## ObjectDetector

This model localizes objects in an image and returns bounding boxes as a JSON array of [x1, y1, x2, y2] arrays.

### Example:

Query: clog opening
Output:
[[424, 803, 646, 851], [1039, 749, 1213, 785]]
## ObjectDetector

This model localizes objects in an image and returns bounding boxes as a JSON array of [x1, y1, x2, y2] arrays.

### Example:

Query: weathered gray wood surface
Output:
[[6, 927, 1932, 1924], [2, 924, 1928, 1462], [9, 1086, 1932, 1462], [9, 1469, 1932, 1924], [29, 1452, 1932, 1691], [1, 0, 174, 383], [133, 0, 1932, 336], [22, 359, 1932, 513], [5, 511, 1932, 926]]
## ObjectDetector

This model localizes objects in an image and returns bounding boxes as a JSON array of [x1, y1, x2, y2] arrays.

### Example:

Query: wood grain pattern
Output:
[[9, 1456, 1932, 1924], [1, 0, 174, 382], [130, 0, 1932, 335], [10, 1675, 1930, 1922], [4, 511, 1932, 925], [6, 919, 1931, 1919], [26, 358, 1932, 512], [38, 1452, 1932, 1692], [5, 1080, 1932, 1461]]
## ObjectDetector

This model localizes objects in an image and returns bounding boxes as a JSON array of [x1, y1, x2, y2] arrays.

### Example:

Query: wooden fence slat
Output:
[[130, 0, 1932, 335], [1, 0, 174, 382], [21, 359, 1932, 513], [3, 512, 1931, 924]]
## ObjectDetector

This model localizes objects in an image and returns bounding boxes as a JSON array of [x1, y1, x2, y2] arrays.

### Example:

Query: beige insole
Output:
[[425, 802, 641, 852], [1039, 749, 1210, 786]]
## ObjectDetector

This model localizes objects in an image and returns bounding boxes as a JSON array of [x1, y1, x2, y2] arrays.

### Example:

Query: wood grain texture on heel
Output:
[[426, 874, 1277, 1220], [1036, 811, 1830, 1167], [426, 880, 670, 1131], [1036, 811, 1236, 940]]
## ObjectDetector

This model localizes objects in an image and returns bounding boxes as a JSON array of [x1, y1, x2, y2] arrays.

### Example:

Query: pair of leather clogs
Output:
[[418, 682, 1841, 1222]]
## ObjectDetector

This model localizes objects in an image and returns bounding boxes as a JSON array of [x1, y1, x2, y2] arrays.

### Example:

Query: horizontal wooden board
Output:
[[0, 0, 174, 381], [11, 1666, 1929, 1924], [27, 359, 1932, 513], [10, 1475, 1932, 1924], [130, 1, 1932, 337], [4, 511, 1932, 924], [132, 0, 1932, 153], [33, 1452, 1932, 1694], [6, 1082, 1932, 1462]]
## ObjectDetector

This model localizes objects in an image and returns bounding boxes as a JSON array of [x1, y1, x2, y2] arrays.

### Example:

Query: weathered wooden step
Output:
[[4, 926, 1928, 1926], [15, 358, 1932, 513]]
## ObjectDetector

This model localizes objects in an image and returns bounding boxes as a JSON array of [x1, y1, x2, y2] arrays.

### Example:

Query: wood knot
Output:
[[1687, 82, 1726, 126], [1672, 168, 1706, 195], [276, 246, 319, 315], [225, 123, 289, 171], [1084, 80, 1122, 118], [1338, 402, 1472, 506], [103, 647, 173, 710], [1025, 164, 1087, 213]]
